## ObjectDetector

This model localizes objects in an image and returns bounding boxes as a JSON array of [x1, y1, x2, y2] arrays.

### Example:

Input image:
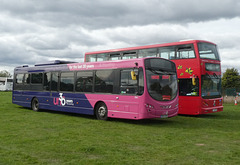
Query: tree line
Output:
[[222, 68, 240, 89], [0, 70, 12, 78]]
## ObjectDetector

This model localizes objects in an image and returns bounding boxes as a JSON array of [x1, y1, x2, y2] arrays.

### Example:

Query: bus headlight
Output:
[[146, 104, 154, 109]]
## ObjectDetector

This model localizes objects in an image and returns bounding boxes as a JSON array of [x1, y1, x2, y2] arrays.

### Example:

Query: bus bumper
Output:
[[201, 105, 223, 114]]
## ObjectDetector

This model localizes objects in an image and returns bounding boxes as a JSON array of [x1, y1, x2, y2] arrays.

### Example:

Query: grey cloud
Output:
[[217, 36, 240, 50], [25, 34, 69, 51], [0, 0, 240, 73], [0, 38, 39, 66], [1, 0, 240, 30]]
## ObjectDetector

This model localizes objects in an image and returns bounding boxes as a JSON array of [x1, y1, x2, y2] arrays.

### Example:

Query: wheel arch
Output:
[[31, 97, 37, 108], [31, 96, 40, 111], [94, 100, 105, 115], [94, 100, 108, 120]]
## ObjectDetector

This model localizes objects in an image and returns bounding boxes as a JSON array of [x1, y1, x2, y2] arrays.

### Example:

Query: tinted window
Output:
[[43, 73, 51, 90], [122, 52, 137, 59], [138, 68, 144, 95], [31, 73, 43, 84], [97, 53, 109, 62], [95, 70, 114, 93], [145, 58, 175, 71], [109, 53, 121, 61], [51, 72, 59, 91], [120, 69, 138, 94], [60, 72, 74, 92], [138, 48, 157, 58], [76, 71, 93, 92]]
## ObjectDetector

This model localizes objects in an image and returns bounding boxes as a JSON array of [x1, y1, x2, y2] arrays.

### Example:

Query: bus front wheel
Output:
[[95, 102, 108, 120], [32, 98, 39, 112]]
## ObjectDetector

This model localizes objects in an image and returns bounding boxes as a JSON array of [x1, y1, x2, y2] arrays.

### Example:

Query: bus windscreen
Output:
[[198, 42, 220, 60], [145, 59, 178, 101]]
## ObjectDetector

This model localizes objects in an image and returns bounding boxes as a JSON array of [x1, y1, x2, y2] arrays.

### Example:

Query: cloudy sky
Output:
[[1, 0, 240, 75]]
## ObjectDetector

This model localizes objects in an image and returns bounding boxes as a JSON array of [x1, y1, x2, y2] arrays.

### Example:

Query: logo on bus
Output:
[[185, 67, 193, 75], [53, 93, 74, 106]]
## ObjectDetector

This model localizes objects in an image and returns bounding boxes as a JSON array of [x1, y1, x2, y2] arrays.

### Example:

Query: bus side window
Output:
[[43, 73, 51, 91], [51, 72, 59, 91], [86, 54, 97, 62], [22, 74, 31, 90], [31, 73, 43, 91], [138, 48, 157, 58], [60, 72, 74, 92], [95, 70, 114, 93], [96, 53, 109, 62], [160, 52, 169, 59], [138, 68, 144, 95], [31, 73, 43, 84], [120, 69, 138, 94], [23, 74, 30, 84], [109, 53, 121, 61], [76, 71, 93, 92], [177, 50, 195, 59], [159, 46, 175, 59], [176, 46, 195, 59], [16, 74, 24, 84], [122, 52, 137, 60]]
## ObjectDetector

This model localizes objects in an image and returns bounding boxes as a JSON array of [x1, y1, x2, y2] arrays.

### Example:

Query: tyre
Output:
[[32, 98, 39, 111], [95, 102, 108, 120]]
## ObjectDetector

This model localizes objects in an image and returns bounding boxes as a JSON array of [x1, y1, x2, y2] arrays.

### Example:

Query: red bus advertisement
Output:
[[12, 58, 179, 120], [85, 40, 223, 115]]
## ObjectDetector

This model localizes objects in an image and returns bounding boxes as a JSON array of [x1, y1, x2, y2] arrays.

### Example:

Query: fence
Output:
[[222, 88, 240, 103]]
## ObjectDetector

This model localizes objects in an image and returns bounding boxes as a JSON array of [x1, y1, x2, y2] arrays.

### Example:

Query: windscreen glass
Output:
[[145, 59, 178, 101], [201, 74, 221, 99], [198, 42, 220, 60]]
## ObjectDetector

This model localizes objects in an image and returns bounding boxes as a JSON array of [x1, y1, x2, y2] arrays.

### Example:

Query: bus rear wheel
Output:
[[32, 98, 39, 111], [95, 102, 108, 120]]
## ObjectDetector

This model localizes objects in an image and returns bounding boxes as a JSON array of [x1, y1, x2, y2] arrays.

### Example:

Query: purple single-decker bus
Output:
[[12, 57, 178, 120]]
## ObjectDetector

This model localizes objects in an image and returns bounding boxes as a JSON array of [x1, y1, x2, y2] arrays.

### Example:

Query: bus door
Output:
[[48, 72, 59, 110], [178, 78, 201, 115], [13, 73, 25, 102], [114, 68, 143, 114]]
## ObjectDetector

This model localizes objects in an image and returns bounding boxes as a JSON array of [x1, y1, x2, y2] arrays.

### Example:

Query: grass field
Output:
[[0, 92, 240, 165]]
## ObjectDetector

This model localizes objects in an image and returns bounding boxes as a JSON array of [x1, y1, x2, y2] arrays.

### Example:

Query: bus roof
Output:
[[85, 40, 216, 55], [35, 60, 77, 66], [14, 57, 175, 73]]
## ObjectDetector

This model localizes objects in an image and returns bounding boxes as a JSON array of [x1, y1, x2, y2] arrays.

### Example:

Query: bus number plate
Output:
[[212, 109, 217, 112], [161, 115, 168, 118]]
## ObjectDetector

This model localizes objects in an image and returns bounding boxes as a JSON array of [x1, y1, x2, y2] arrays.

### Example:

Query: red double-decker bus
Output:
[[84, 40, 223, 115]]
